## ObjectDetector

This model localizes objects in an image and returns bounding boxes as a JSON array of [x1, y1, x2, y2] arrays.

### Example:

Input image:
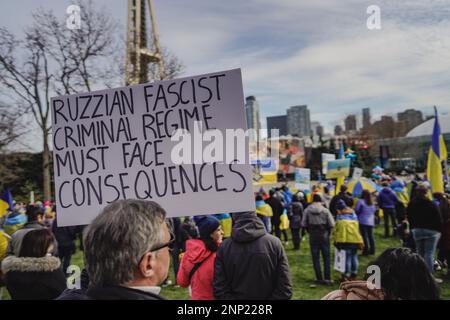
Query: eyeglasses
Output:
[[138, 231, 175, 265], [149, 231, 175, 253]]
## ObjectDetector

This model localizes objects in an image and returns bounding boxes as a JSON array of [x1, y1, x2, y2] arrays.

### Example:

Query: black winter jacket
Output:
[[52, 218, 77, 249], [288, 202, 304, 229], [407, 197, 442, 232], [1, 256, 66, 300], [213, 212, 292, 300], [266, 196, 284, 225]]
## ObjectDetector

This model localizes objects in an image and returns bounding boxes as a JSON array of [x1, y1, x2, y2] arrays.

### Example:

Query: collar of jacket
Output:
[[86, 285, 165, 300], [129, 286, 161, 295], [24, 221, 45, 229], [1, 255, 61, 273]]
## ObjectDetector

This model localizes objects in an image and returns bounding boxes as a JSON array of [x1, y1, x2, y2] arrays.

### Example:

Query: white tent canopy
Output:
[[406, 113, 450, 138]]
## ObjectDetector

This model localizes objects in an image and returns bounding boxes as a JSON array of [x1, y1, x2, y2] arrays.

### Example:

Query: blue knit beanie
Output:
[[195, 215, 220, 239]]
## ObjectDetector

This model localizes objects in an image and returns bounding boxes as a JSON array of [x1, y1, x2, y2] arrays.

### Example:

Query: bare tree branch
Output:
[[0, 0, 184, 200], [0, 102, 29, 151]]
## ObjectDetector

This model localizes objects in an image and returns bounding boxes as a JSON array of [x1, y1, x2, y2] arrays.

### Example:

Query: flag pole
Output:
[[444, 159, 449, 192], [433, 105, 448, 192]]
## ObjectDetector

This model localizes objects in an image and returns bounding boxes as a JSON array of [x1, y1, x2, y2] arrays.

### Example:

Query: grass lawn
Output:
[[160, 225, 450, 300], [2, 224, 450, 300]]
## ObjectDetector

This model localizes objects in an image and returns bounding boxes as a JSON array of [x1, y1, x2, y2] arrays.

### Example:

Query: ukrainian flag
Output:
[[427, 108, 447, 193], [0, 188, 13, 218], [213, 213, 232, 238], [336, 144, 345, 193]]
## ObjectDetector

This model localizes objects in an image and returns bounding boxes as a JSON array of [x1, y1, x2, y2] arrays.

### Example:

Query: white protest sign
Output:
[[334, 248, 346, 273], [352, 167, 363, 180], [321, 153, 335, 175], [51, 69, 255, 226], [294, 168, 311, 191]]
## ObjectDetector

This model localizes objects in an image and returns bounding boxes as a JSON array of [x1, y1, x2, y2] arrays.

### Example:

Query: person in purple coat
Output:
[[377, 181, 400, 238], [355, 190, 376, 255]]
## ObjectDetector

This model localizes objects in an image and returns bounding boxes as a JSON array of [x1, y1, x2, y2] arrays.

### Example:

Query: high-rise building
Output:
[[344, 114, 357, 132], [244, 96, 262, 140], [316, 124, 324, 137], [267, 115, 287, 138], [369, 115, 395, 139], [310, 121, 324, 136], [395, 120, 409, 137], [334, 125, 343, 136], [311, 121, 320, 137], [362, 108, 371, 129], [287, 105, 311, 137], [397, 109, 423, 132]]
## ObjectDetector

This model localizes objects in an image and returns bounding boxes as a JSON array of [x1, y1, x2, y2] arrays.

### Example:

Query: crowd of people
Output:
[[255, 174, 450, 286], [0, 172, 449, 300]]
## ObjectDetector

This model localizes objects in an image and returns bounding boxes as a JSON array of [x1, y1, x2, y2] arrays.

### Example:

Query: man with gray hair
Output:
[[58, 199, 173, 300]]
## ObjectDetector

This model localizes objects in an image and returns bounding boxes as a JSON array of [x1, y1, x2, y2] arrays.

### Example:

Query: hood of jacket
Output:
[[306, 203, 328, 215], [1, 255, 61, 273], [184, 239, 213, 264], [231, 212, 266, 243], [22, 221, 46, 230]]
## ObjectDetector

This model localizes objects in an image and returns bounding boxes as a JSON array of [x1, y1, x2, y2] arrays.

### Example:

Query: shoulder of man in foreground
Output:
[[56, 286, 166, 300], [56, 288, 89, 300]]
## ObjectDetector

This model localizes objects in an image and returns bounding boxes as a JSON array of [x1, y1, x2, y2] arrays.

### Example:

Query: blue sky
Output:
[[2, 0, 450, 148]]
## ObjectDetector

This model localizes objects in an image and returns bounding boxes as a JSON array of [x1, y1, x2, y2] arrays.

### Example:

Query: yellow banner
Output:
[[253, 172, 277, 185]]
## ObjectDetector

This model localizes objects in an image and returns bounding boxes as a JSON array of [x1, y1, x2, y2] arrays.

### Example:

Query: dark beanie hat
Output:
[[195, 215, 220, 239], [336, 199, 347, 211]]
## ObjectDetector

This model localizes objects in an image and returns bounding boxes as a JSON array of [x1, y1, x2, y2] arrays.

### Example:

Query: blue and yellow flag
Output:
[[427, 108, 447, 193], [213, 213, 232, 238], [0, 188, 13, 218], [336, 144, 346, 193]]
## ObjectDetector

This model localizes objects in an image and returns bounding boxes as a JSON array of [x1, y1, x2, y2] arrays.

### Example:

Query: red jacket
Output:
[[177, 239, 216, 300]]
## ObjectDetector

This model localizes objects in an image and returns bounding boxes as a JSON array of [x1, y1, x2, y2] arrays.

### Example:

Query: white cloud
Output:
[[156, 1, 450, 130], [4, 0, 450, 150]]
